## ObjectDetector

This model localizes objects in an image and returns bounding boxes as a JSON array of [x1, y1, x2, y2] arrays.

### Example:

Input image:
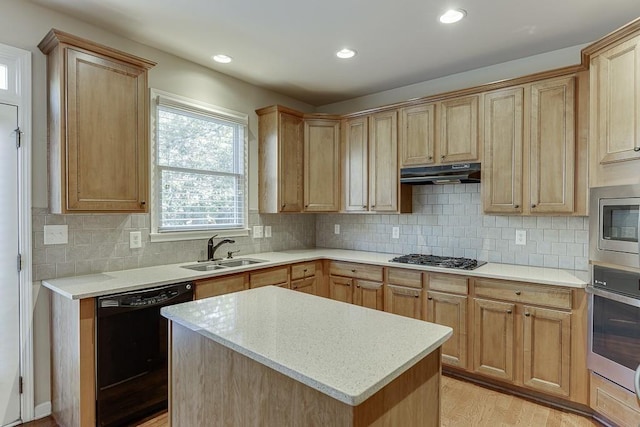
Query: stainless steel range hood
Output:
[[400, 162, 481, 185]]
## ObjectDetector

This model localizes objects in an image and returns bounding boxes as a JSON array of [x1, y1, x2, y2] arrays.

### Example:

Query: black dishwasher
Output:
[[96, 282, 193, 427]]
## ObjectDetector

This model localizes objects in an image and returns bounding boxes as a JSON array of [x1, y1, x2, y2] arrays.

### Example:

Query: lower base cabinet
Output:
[[353, 280, 383, 310], [426, 291, 467, 369], [590, 372, 640, 426], [195, 274, 248, 299], [472, 298, 515, 382], [384, 284, 423, 320], [329, 275, 353, 303]]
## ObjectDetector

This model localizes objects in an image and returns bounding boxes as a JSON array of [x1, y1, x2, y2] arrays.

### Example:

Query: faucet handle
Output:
[[227, 250, 240, 259]]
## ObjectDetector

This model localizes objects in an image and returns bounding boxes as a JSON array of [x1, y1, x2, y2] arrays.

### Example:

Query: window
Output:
[[150, 89, 248, 241], [0, 64, 7, 90]]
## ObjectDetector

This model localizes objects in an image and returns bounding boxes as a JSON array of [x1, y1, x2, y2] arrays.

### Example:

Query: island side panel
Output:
[[51, 294, 96, 427], [169, 322, 442, 426]]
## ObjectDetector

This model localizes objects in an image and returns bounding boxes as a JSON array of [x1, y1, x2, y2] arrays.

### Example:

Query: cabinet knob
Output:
[[305, 205, 309, 208], [515, 291, 521, 296], [140, 200, 146, 206], [372, 205, 376, 208], [303, 269, 308, 273], [507, 310, 512, 314], [363, 205, 367, 209], [428, 156, 433, 160], [281, 204, 286, 209], [351, 269, 356, 273], [356, 284, 360, 288], [428, 297, 433, 300], [525, 312, 531, 317], [415, 294, 419, 298], [531, 204, 536, 208], [635, 147, 640, 152], [514, 205, 519, 209], [441, 155, 445, 159]]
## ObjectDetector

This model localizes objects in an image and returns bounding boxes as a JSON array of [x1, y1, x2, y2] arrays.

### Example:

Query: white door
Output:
[[0, 102, 20, 426]]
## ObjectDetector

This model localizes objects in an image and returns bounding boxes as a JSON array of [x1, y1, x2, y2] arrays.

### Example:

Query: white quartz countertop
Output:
[[161, 285, 453, 406], [42, 248, 589, 299]]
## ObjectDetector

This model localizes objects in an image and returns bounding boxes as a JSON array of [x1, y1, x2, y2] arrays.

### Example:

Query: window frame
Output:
[[149, 88, 249, 242]]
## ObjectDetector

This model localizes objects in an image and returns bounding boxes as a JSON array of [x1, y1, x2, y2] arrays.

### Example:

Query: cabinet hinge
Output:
[[17, 253, 22, 272], [19, 376, 23, 394], [15, 127, 22, 149]]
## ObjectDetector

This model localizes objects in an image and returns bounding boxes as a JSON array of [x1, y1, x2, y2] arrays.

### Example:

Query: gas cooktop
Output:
[[389, 254, 487, 270]]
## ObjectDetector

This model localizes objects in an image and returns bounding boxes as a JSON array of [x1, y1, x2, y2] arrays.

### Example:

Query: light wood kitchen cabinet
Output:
[[439, 95, 480, 164], [329, 275, 354, 303], [472, 298, 516, 381], [483, 76, 577, 215], [399, 103, 436, 166], [249, 266, 290, 288], [426, 273, 469, 369], [353, 280, 383, 310], [38, 29, 155, 213], [342, 113, 411, 213], [195, 274, 248, 299], [384, 268, 423, 320], [590, 372, 640, 427], [304, 119, 340, 212], [291, 261, 320, 294], [257, 105, 304, 213]]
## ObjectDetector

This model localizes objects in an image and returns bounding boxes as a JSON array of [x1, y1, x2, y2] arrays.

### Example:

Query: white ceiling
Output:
[[30, 0, 640, 106]]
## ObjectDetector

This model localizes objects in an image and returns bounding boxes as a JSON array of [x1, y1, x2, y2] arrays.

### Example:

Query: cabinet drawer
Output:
[[387, 268, 423, 289], [291, 262, 316, 280], [195, 274, 248, 299], [427, 273, 468, 294], [250, 266, 289, 288], [291, 277, 315, 294], [474, 278, 571, 310], [590, 373, 640, 427], [329, 261, 383, 281]]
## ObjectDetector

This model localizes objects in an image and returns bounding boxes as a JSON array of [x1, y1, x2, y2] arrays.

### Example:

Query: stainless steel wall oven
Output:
[[587, 265, 640, 395]]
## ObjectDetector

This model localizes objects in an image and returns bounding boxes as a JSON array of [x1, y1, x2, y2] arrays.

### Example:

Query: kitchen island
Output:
[[161, 285, 452, 426]]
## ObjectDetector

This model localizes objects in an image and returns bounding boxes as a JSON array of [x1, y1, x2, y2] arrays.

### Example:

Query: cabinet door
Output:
[[530, 77, 575, 214], [304, 119, 340, 212], [427, 291, 468, 369], [250, 266, 289, 289], [278, 112, 304, 212], [329, 275, 353, 303], [522, 305, 571, 397], [384, 285, 422, 320], [354, 280, 383, 310], [482, 87, 524, 214], [66, 48, 148, 212], [195, 274, 248, 299], [473, 298, 515, 381], [291, 277, 316, 295], [369, 110, 398, 212], [593, 35, 640, 164], [400, 104, 436, 166], [439, 95, 480, 163], [342, 117, 369, 212]]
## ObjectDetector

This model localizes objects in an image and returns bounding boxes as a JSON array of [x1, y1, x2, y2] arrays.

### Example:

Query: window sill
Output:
[[149, 228, 250, 243]]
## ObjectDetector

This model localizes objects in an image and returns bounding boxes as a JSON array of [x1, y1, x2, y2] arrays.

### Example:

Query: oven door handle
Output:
[[586, 286, 640, 308], [635, 365, 640, 399]]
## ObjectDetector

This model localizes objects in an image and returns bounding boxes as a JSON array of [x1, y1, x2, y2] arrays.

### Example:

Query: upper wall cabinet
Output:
[[585, 23, 640, 187], [399, 95, 480, 168], [38, 29, 156, 213], [483, 76, 579, 215], [304, 119, 340, 212], [257, 105, 304, 213]]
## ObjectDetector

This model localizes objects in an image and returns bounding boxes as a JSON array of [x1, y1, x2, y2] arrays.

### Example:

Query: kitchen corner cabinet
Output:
[[328, 261, 383, 306], [342, 112, 411, 213], [257, 106, 304, 213], [483, 76, 578, 215], [303, 119, 340, 212], [290, 261, 321, 294], [195, 274, 248, 299], [249, 266, 290, 288], [38, 29, 155, 213]]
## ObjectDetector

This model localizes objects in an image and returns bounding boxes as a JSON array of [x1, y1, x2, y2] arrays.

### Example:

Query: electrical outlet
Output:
[[334, 224, 340, 234], [129, 231, 142, 249], [253, 225, 264, 238], [44, 225, 68, 245], [264, 226, 272, 238], [392, 226, 400, 239], [515, 229, 527, 246]]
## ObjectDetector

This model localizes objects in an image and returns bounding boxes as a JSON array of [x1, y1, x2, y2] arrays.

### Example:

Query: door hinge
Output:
[[17, 253, 22, 272], [15, 127, 22, 148], [19, 376, 23, 394]]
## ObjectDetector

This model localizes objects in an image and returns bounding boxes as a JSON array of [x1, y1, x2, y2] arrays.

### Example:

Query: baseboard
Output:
[[34, 402, 51, 419]]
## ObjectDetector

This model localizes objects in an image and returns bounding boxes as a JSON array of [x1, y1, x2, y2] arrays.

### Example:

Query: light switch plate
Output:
[[264, 226, 272, 238], [44, 225, 68, 245], [334, 224, 340, 234], [129, 231, 142, 249], [253, 225, 264, 238], [392, 226, 400, 239], [515, 229, 527, 245]]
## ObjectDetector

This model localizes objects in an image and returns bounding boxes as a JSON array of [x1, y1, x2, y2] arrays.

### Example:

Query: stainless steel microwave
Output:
[[590, 184, 640, 269]]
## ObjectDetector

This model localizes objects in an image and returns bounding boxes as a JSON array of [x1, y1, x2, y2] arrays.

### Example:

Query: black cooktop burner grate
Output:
[[389, 254, 486, 270]]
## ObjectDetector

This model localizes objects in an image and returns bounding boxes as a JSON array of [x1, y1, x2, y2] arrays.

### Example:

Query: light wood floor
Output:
[[21, 376, 601, 427]]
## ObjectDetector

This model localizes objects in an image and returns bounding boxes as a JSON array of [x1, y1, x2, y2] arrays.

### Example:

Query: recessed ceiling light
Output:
[[439, 9, 466, 24], [212, 54, 232, 64], [336, 48, 357, 59]]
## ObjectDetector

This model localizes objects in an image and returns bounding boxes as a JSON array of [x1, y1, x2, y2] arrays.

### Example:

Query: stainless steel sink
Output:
[[181, 262, 228, 272], [181, 258, 266, 271], [217, 258, 266, 267]]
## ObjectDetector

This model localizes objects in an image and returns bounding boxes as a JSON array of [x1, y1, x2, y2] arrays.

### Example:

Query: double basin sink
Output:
[[181, 258, 266, 272]]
